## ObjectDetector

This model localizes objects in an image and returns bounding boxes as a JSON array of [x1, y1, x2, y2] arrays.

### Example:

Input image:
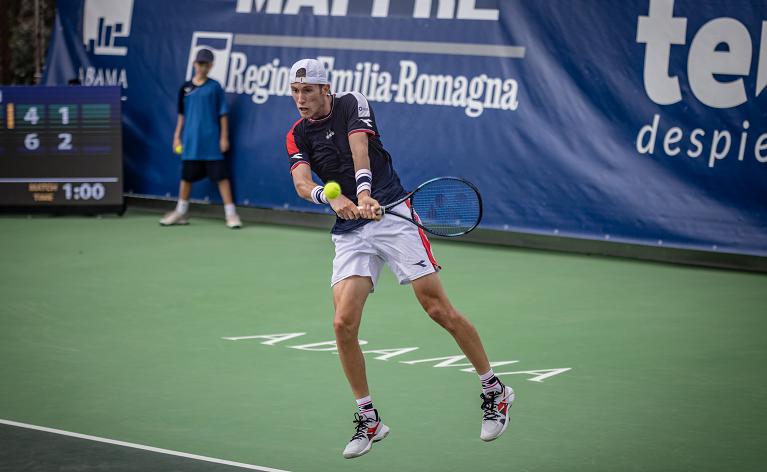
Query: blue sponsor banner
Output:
[[43, 0, 767, 255]]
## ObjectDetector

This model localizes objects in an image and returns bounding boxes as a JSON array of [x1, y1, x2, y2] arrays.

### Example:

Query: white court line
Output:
[[0, 419, 291, 472]]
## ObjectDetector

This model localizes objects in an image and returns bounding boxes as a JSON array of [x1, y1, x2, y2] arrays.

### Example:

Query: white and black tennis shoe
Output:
[[342, 410, 390, 459], [480, 385, 515, 441]]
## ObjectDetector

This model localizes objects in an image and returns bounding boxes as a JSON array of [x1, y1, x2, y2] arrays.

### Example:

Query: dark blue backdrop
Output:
[[44, 0, 767, 255]]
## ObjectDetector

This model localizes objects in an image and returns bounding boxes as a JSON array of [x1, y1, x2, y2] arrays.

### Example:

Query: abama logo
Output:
[[83, 0, 134, 56]]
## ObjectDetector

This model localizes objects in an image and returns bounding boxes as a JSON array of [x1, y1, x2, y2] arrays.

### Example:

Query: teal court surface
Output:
[[1, 210, 765, 471]]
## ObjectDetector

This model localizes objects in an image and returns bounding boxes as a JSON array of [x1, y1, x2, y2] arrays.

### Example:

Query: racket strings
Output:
[[410, 179, 481, 237]]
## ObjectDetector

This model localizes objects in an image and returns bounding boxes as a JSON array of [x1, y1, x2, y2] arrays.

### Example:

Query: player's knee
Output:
[[333, 312, 359, 338], [424, 302, 458, 332]]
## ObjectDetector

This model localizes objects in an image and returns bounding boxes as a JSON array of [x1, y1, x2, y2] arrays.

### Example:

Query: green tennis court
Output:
[[1, 211, 765, 471]]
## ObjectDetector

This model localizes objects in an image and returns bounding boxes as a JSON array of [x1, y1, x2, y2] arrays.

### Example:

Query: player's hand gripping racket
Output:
[[377, 177, 482, 237]]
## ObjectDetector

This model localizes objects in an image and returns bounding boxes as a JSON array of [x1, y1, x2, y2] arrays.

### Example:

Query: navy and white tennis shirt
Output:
[[286, 92, 407, 234]]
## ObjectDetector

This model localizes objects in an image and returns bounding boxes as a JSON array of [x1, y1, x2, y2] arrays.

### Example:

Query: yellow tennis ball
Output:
[[175, 144, 183, 154], [323, 181, 341, 200]]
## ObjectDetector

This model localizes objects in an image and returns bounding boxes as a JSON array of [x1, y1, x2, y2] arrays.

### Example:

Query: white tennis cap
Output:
[[290, 59, 329, 85]]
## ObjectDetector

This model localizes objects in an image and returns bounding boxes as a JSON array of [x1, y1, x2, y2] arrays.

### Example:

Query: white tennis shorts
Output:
[[331, 202, 440, 290]]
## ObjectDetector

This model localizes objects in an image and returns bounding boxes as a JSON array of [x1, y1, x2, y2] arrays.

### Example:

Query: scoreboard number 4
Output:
[[24, 106, 40, 125]]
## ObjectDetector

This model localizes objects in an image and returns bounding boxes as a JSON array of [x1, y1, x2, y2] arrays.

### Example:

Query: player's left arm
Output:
[[349, 133, 380, 220], [344, 93, 381, 220], [217, 84, 230, 153], [219, 115, 229, 153]]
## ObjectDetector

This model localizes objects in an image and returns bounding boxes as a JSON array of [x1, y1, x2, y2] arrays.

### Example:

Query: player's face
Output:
[[194, 61, 212, 77], [291, 84, 329, 119]]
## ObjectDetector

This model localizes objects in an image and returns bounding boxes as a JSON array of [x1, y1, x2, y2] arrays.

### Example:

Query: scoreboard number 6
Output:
[[24, 133, 40, 150]]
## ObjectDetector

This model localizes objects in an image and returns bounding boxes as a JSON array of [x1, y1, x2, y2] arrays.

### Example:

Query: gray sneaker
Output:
[[342, 410, 390, 459], [480, 385, 515, 441], [159, 211, 189, 226]]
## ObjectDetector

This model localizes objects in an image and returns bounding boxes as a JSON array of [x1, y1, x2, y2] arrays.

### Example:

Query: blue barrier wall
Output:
[[44, 0, 767, 255]]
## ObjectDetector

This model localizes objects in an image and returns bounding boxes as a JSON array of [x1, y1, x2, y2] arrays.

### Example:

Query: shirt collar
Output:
[[308, 94, 335, 124]]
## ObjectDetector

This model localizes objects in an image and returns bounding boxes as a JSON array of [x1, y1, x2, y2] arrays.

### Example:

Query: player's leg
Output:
[[208, 161, 241, 228], [411, 273, 490, 373], [331, 227, 390, 458], [333, 275, 390, 458], [179, 179, 192, 201], [160, 162, 198, 225], [411, 273, 515, 442], [332, 275, 372, 398], [372, 206, 514, 442], [368, 203, 491, 371], [217, 179, 242, 228], [217, 179, 234, 206]]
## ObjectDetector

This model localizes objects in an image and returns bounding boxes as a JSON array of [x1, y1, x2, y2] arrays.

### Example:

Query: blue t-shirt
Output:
[[177, 79, 228, 161]]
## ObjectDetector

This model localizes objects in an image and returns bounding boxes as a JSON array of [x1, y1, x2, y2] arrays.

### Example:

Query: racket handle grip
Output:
[[356, 206, 385, 217]]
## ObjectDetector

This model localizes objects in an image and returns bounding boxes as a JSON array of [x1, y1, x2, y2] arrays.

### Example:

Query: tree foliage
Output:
[[1, 0, 56, 84]]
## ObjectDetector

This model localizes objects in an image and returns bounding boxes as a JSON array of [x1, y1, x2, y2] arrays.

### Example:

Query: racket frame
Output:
[[380, 176, 483, 237]]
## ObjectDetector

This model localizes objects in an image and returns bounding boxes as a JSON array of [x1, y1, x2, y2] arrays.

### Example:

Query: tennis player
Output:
[[161, 48, 242, 229], [285, 59, 514, 459]]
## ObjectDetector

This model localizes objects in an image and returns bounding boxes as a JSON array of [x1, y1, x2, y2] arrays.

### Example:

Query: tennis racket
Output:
[[377, 177, 482, 237]]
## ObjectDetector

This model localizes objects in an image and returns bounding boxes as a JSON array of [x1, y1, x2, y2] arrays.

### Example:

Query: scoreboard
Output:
[[0, 86, 123, 212]]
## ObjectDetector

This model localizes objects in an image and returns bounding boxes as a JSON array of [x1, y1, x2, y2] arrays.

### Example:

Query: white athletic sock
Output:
[[356, 395, 376, 419], [224, 203, 236, 217], [176, 199, 189, 215], [479, 368, 503, 394]]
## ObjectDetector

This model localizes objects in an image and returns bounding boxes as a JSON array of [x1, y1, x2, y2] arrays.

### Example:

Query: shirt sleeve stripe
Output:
[[285, 118, 303, 155], [348, 129, 376, 136], [290, 160, 310, 172]]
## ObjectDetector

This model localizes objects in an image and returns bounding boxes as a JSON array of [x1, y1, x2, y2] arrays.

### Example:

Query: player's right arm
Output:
[[173, 115, 184, 151], [287, 123, 360, 219], [290, 163, 319, 201], [173, 85, 185, 152], [290, 162, 361, 220]]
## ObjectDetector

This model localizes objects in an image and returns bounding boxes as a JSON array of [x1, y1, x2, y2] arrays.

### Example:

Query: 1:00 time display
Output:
[[61, 183, 106, 200]]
